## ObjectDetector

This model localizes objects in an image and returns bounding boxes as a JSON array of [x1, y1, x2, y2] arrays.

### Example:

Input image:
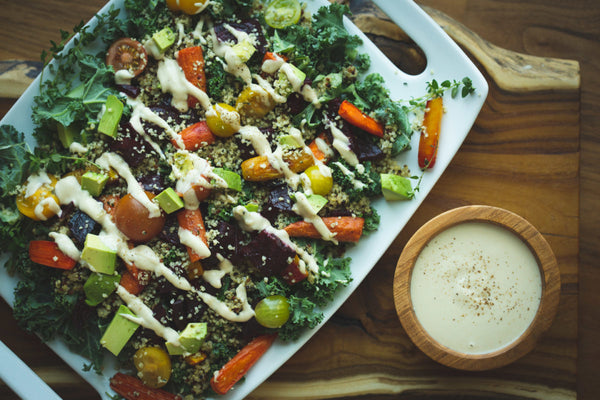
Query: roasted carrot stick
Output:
[[338, 100, 384, 137], [262, 51, 287, 63], [284, 216, 365, 243], [177, 46, 206, 108], [210, 334, 277, 395], [173, 121, 216, 150], [29, 240, 77, 270], [308, 132, 332, 163], [177, 208, 209, 262], [418, 96, 444, 169], [110, 373, 182, 400], [119, 270, 145, 295], [241, 151, 314, 181]]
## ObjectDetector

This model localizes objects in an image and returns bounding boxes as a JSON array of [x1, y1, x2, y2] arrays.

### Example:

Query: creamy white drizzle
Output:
[[96, 152, 162, 218], [332, 161, 367, 190], [232, 206, 319, 276], [127, 97, 177, 154], [210, 25, 253, 85], [156, 57, 211, 112], [115, 69, 135, 85], [178, 227, 211, 259], [170, 150, 214, 209], [25, 171, 52, 198], [326, 118, 359, 167], [203, 254, 234, 288], [34, 197, 61, 221], [69, 142, 88, 154], [49, 232, 81, 261], [292, 192, 336, 243]]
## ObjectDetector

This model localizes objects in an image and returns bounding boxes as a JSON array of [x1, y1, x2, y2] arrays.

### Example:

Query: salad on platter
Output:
[[0, 0, 477, 398]]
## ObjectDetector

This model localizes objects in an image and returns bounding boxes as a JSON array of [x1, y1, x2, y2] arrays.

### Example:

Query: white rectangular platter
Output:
[[0, 0, 488, 398]]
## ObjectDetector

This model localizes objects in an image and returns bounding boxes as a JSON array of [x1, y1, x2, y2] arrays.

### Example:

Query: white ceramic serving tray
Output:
[[0, 0, 488, 398]]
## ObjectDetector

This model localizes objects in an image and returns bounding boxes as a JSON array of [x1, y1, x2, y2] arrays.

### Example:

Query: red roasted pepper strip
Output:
[[210, 334, 278, 395], [173, 121, 216, 150], [338, 100, 384, 137], [29, 240, 77, 270], [284, 216, 365, 243], [110, 373, 182, 400], [177, 208, 209, 263], [177, 46, 206, 108], [418, 96, 444, 169]]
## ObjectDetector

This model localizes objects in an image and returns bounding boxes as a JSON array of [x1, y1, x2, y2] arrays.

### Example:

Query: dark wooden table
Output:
[[0, 1, 597, 399]]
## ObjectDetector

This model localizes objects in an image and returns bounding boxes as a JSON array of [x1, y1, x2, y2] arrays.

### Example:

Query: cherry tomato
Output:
[[236, 86, 275, 119], [255, 295, 290, 328], [106, 38, 148, 77], [114, 192, 165, 243], [205, 103, 240, 138], [16, 174, 60, 221], [304, 165, 333, 196], [265, 0, 302, 29], [133, 347, 172, 389], [166, 0, 208, 15]]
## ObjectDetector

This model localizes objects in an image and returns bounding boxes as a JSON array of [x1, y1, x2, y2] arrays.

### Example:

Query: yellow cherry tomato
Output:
[[16, 174, 60, 221], [304, 165, 333, 196], [166, 0, 208, 15], [133, 347, 172, 389], [236, 86, 276, 119], [265, 0, 302, 29], [206, 103, 240, 138]]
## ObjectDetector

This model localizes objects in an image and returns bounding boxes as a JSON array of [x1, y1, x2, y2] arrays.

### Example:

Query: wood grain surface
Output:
[[0, 0, 597, 399]]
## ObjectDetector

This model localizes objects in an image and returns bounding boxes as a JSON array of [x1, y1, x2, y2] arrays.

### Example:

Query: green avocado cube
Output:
[[278, 134, 302, 148], [81, 171, 109, 197], [154, 187, 184, 214], [100, 305, 139, 356], [84, 272, 121, 306], [380, 173, 414, 201], [152, 27, 176, 52], [81, 234, 117, 274], [244, 203, 259, 212], [166, 322, 208, 355], [306, 194, 328, 213], [231, 40, 256, 63], [57, 123, 81, 148], [213, 168, 242, 192], [98, 95, 124, 138]]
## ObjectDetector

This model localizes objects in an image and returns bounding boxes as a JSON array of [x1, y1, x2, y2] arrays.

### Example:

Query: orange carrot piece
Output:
[[338, 100, 384, 137], [119, 270, 144, 295], [262, 51, 288, 63], [173, 121, 216, 150], [210, 334, 277, 395], [110, 373, 182, 400], [177, 208, 209, 262], [308, 132, 332, 163], [284, 216, 365, 243], [28, 240, 77, 270], [177, 46, 206, 108], [418, 96, 444, 169]]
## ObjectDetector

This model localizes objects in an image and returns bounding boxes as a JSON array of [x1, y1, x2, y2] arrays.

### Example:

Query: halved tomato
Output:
[[106, 38, 148, 77]]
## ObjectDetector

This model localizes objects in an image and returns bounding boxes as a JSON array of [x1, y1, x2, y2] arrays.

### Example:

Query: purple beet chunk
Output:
[[237, 126, 277, 160], [115, 84, 141, 98], [261, 184, 294, 223], [286, 92, 307, 115], [214, 19, 267, 55], [158, 213, 181, 246], [109, 122, 156, 166], [240, 230, 296, 276], [212, 221, 243, 262], [68, 210, 99, 245], [346, 129, 384, 162], [138, 173, 166, 194]]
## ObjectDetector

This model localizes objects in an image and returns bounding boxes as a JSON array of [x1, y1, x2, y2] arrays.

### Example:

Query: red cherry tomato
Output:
[[114, 192, 165, 242], [106, 38, 148, 77]]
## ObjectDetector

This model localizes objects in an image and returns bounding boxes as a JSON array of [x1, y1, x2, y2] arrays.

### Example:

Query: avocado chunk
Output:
[[166, 322, 208, 355], [81, 171, 109, 197], [98, 95, 124, 138], [154, 187, 184, 214], [244, 203, 259, 212], [212, 168, 242, 192], [278, 134, 302, 148], [231, 40, 256, 63], [83, 272, 121, 306], [380, 173, 414, 201], [152, 27, 176, 52], [100, 305, 140, 356], [57, 123, 81, 148], [306, 194, 328, 213], [81, 234, 117, 274]]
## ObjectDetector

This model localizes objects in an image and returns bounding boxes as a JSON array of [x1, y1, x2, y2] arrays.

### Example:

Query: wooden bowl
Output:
[[393, 205, 560, 370]]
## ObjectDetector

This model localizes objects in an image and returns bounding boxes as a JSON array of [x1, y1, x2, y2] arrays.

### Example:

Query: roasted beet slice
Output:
[[212, 221, 243, 262], [109, 122, 156, 166], [158, 213, 181, 246], [237, 126, 277, 160], [240, 230, 296, 276], [115, 84, 141, 98], [261, 183, 294, 223], [347, 129, 384, 162], [68, 210, 99, 245], [214, 19, 268, 56], [138, 173, 166, 194]]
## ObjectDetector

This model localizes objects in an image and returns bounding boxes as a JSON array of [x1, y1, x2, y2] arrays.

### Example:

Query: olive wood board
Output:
[[0, 1, 579, 399]]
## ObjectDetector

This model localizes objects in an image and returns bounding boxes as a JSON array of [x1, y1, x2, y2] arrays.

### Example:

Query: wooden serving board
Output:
[[0, 1, 579, 399]]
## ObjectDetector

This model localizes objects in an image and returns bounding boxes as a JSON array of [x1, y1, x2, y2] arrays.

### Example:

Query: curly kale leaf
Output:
[[330, 160, 381, 200], [0, 125, 31, 197], [278, 295, 323, 341], [124, 0, 171, 39]]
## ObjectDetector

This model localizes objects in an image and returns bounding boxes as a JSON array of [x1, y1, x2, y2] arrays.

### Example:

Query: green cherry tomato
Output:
[[265, 0, 302, 29], [255, 295, 290, 328]]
